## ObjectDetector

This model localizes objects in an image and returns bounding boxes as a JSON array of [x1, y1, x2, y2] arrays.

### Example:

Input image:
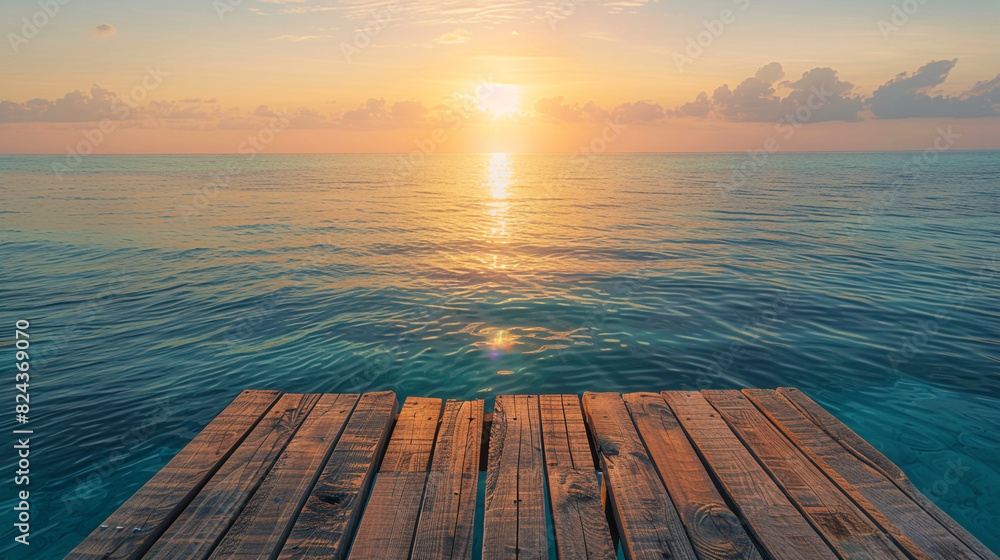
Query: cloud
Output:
[[754, 61, 785, 85], [390, 99, 428, 123], [780, 67, 865, 122], [264, 0, 535, 26], [868, 59, 999, 119], [612, 100, 665, 123], [0, 86, 122, 122], [341, 98, 390, 123], [707, 63, 785, 122], [672, 62, 864, 122], [0, 88, 429, 130], [91, 24, 116, 38], [434, 28, 471, 44], [532, 96, 606, 122], [7, 60, 997, 133], [251, 105, 332, 129], [965, 75, 1000, 104], [270, 34, 332, 41], [675, 92, 712, 117], [338, 98, 433, 128]]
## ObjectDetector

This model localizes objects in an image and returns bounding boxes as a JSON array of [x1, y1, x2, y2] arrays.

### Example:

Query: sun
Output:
[[478, 84, 521, 118]]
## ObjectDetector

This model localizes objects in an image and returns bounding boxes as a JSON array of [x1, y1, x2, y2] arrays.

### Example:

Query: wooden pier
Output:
[[66, 388, 998, 560]]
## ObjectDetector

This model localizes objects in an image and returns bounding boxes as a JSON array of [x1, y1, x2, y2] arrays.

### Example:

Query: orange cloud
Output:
[[91, 24, 116, 38]]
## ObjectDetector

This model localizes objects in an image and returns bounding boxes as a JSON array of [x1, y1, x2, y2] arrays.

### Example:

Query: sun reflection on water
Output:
[[483, 154, 514, 272], [487, 153, 512, 200]]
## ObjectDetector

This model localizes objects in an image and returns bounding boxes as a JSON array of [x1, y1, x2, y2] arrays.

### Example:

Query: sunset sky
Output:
[[2, 0, 999, 153]]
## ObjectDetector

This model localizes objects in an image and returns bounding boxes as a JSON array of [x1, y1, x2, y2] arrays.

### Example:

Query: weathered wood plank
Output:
[[484, 395, 549, 560], [411, 399, 484, 560], [277, 391, 398, 560], [582, 392, 699, 560], [145, 393, 321, 560], [66, 389, 283, 560], [623, 392, 762, 560], [378, 397, 444, 472], [662, 391, 836, 560], [703, 390, 908, 560], [349, 397, 444, 560], [208, 393, 360, 560], [775, 387, 1000, 560], [539, 395, 616, 560], [746, 388, 984, 560]]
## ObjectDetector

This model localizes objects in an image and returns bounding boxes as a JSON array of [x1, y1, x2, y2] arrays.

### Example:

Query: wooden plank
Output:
[[775, 387, 1000, 560], [539, 395, 616, 560], [746, 388, 984, 560], [411, 399, 484, 560], [145, 393, 321, 560], [349, 397, 444, 560], [582, 392, 699, 560], [377, 397, 443, 472], [661, 391, 837, 560], [622, 392, 762, 560], [703, 390, 907, 560], [208, 393, 360, 560], [66, 389, 282, 560], [484, 395, 549, 560], [277, 391, 398, 560]]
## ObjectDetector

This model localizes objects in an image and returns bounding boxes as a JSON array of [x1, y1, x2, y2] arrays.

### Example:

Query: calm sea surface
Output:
[[0, 152, 998, 557]]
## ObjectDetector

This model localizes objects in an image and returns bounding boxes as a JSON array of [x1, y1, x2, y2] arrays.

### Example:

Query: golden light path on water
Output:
[[485, 153, 516, 376]]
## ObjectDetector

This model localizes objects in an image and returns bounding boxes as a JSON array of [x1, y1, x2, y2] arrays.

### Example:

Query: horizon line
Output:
[[3, 149, 999, 156]]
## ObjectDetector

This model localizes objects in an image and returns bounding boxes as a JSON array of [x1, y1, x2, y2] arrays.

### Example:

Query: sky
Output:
[[1, 0, 999, 153]]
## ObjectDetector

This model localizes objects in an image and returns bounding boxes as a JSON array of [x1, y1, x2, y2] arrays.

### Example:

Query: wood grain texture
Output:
[[277, 391, 398, 560], [66, 386, 997, 560], [703, 390, 908, 560], [484, 395, 550, 560], [349, 397, 444, 560], [746, 388, 983, 560], [378, 397, 444, 472], [208, 393, 360, 560], [411, 399, 484, 560], [539, 395, 616, 560], [775, 387, 1000, 560], [623, 392, 762, 560], [66, 389, 282, 560], [145, 393, 321, 560], [582, 392, 699, 560], [662, 391, 837, 560]]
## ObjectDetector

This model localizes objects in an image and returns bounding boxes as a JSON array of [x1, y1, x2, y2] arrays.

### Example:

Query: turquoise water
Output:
[[0, 152, 998, 557]]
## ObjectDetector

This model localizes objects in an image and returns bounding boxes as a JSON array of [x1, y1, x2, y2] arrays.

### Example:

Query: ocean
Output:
[[0, 152, 998, 557]]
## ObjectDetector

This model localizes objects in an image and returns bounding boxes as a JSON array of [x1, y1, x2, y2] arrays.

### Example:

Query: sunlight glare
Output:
[[478, 84, 522, 118], [486, 153, 512, 199]]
